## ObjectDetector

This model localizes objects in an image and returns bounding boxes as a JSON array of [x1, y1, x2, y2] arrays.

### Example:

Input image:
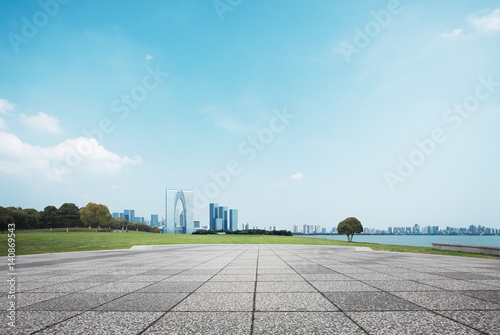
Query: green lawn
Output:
[[1, 229, 499, 259]]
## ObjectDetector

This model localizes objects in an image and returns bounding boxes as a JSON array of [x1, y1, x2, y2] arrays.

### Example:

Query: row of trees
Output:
[[193, 229, 293, 236], [0, 203, 155, 233]]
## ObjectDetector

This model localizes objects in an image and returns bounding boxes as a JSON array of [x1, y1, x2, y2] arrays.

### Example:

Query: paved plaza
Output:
[[1, 244, 500, 334]]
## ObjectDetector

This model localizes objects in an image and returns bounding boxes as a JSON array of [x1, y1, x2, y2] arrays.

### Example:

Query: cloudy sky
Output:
[[1, 0, 499, 230]]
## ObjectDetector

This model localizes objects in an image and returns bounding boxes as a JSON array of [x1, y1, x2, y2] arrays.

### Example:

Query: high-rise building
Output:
[[229, 209, 238, 231], [210, 203, 237, 231], [124, 209, 135, 222], [151, 214, 159, 227], [209, 203, 219, 230], [293, 225, 299, 233]]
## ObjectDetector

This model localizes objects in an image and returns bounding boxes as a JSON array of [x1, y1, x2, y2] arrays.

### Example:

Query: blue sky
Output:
[[1, 0, 499, 230]]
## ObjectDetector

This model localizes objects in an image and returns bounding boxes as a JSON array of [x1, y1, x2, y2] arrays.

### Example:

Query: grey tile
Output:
[[210, 274, 256, 282], [439, 310, 500, 334], [256, 281, 316, 293], [258, 274, 304, 282], [392, 291, 500, 310], [310, 281, 379, 292], [197, 281, 255, 293], [0, 311, 80, 335], [138, 281, 204, 293], [172, 293, 253, 311], [38, 311, 162, 335], [325, 292, 423, 311], [97, 293, 188, 312], [459, 290, 500, 304], [348, 311, 481, 335], [419, 279, 498, 291], [22, 292, 124, 311], [253, 312, 365, 335], [143, 312, 252, 335], [362, 280, 440, 292], [301, 273, 352, 281], [164, 274, 213, 282], [256, 293, 337, 312]]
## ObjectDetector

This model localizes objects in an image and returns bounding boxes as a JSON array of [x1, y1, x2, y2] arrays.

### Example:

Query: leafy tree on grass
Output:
[[337, 217, 363, 242], [80, 203, 112, 232], [0, 206, 14, 233], [57, 203, 82, 230], [40, 206, 57, 230]]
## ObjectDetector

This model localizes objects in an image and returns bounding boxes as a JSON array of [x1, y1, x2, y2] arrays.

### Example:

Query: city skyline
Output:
[[1, 1, 500, 230]]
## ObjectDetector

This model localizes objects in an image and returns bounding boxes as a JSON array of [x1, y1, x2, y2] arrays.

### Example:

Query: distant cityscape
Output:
[[294, 223, 500, 235]]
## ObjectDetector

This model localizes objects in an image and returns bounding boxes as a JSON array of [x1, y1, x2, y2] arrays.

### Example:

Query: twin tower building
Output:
[[165, 188, 238, 234]]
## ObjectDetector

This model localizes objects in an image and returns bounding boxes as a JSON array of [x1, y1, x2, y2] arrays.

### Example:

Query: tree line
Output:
[[0, 203, 155, 233]]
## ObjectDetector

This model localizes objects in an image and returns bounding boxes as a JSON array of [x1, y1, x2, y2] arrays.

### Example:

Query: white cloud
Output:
[[290, 172, 304, 180], [439, 28, 465, 39], [0, 117, 6, 130], [0, 98, 15, 115], [21, 111, 62, 133], [0, 131, 141, 182], [145, 54, 153, 61], [469, 9, 500, 32]]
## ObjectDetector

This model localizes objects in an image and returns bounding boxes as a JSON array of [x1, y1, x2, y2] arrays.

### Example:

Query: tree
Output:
[[80, 203, 112, 231], [337, 217, 363, 242], [40, 206, 58, 230], [0, 206, 14, 234], [57, 203, 81, 229]]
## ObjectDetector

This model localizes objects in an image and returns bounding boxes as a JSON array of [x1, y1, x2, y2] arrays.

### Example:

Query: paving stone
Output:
[[256, 293, 338, 312], [438, 310, 500, 334], [172, 293, 253, 311], [391, 291, 500, 310], [138, 281, 205, 293], [258, 274, 304, 282], [348, 311, 481, 335], [143, 312, 252, 335], [256, 281, 316, 293], [210, 274, 256, 282], [38, 311, 162, 335], [324, 292, 423, 311], [419, 279, 498, 291], [96, 292, 188, 312], [253, 312, 365, 335], [362, 280, 440, 292], [196, 281, 255, 293], [310, 280, 379, 292], [0, 311, 80, 335], [21, 292, 124, 311]]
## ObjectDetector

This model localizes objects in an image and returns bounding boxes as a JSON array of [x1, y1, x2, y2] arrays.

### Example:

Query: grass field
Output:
[[1, 229, 499, 259]]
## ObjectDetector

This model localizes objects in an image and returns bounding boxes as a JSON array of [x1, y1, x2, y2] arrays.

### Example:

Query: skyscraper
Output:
[[150, 214, 159, 227], [229, 209, 238, 232], [210, 203, 238, 231], [209, 203, 219, 230]]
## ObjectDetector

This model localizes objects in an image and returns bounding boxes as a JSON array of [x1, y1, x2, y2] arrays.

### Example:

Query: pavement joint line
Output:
[[269, 246, 370, 335], [28, 248, 243, 334], [275, 246, 492, 335], [249, 245, 260, 335], [138, 245, 254, 335]]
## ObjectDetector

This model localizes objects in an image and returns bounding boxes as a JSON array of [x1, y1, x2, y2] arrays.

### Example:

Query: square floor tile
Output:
[[256, 293, 337, 312], [143, 312, 252, 335], [172, 293, 253, 311], [96, 293, 188, 312], [348, 311, 481, 335], [253, 312, 364, 335], [324, 292, 423, 312]]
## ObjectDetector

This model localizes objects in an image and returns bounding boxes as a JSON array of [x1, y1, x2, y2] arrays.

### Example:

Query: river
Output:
[[304, 234, 500, 248]]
